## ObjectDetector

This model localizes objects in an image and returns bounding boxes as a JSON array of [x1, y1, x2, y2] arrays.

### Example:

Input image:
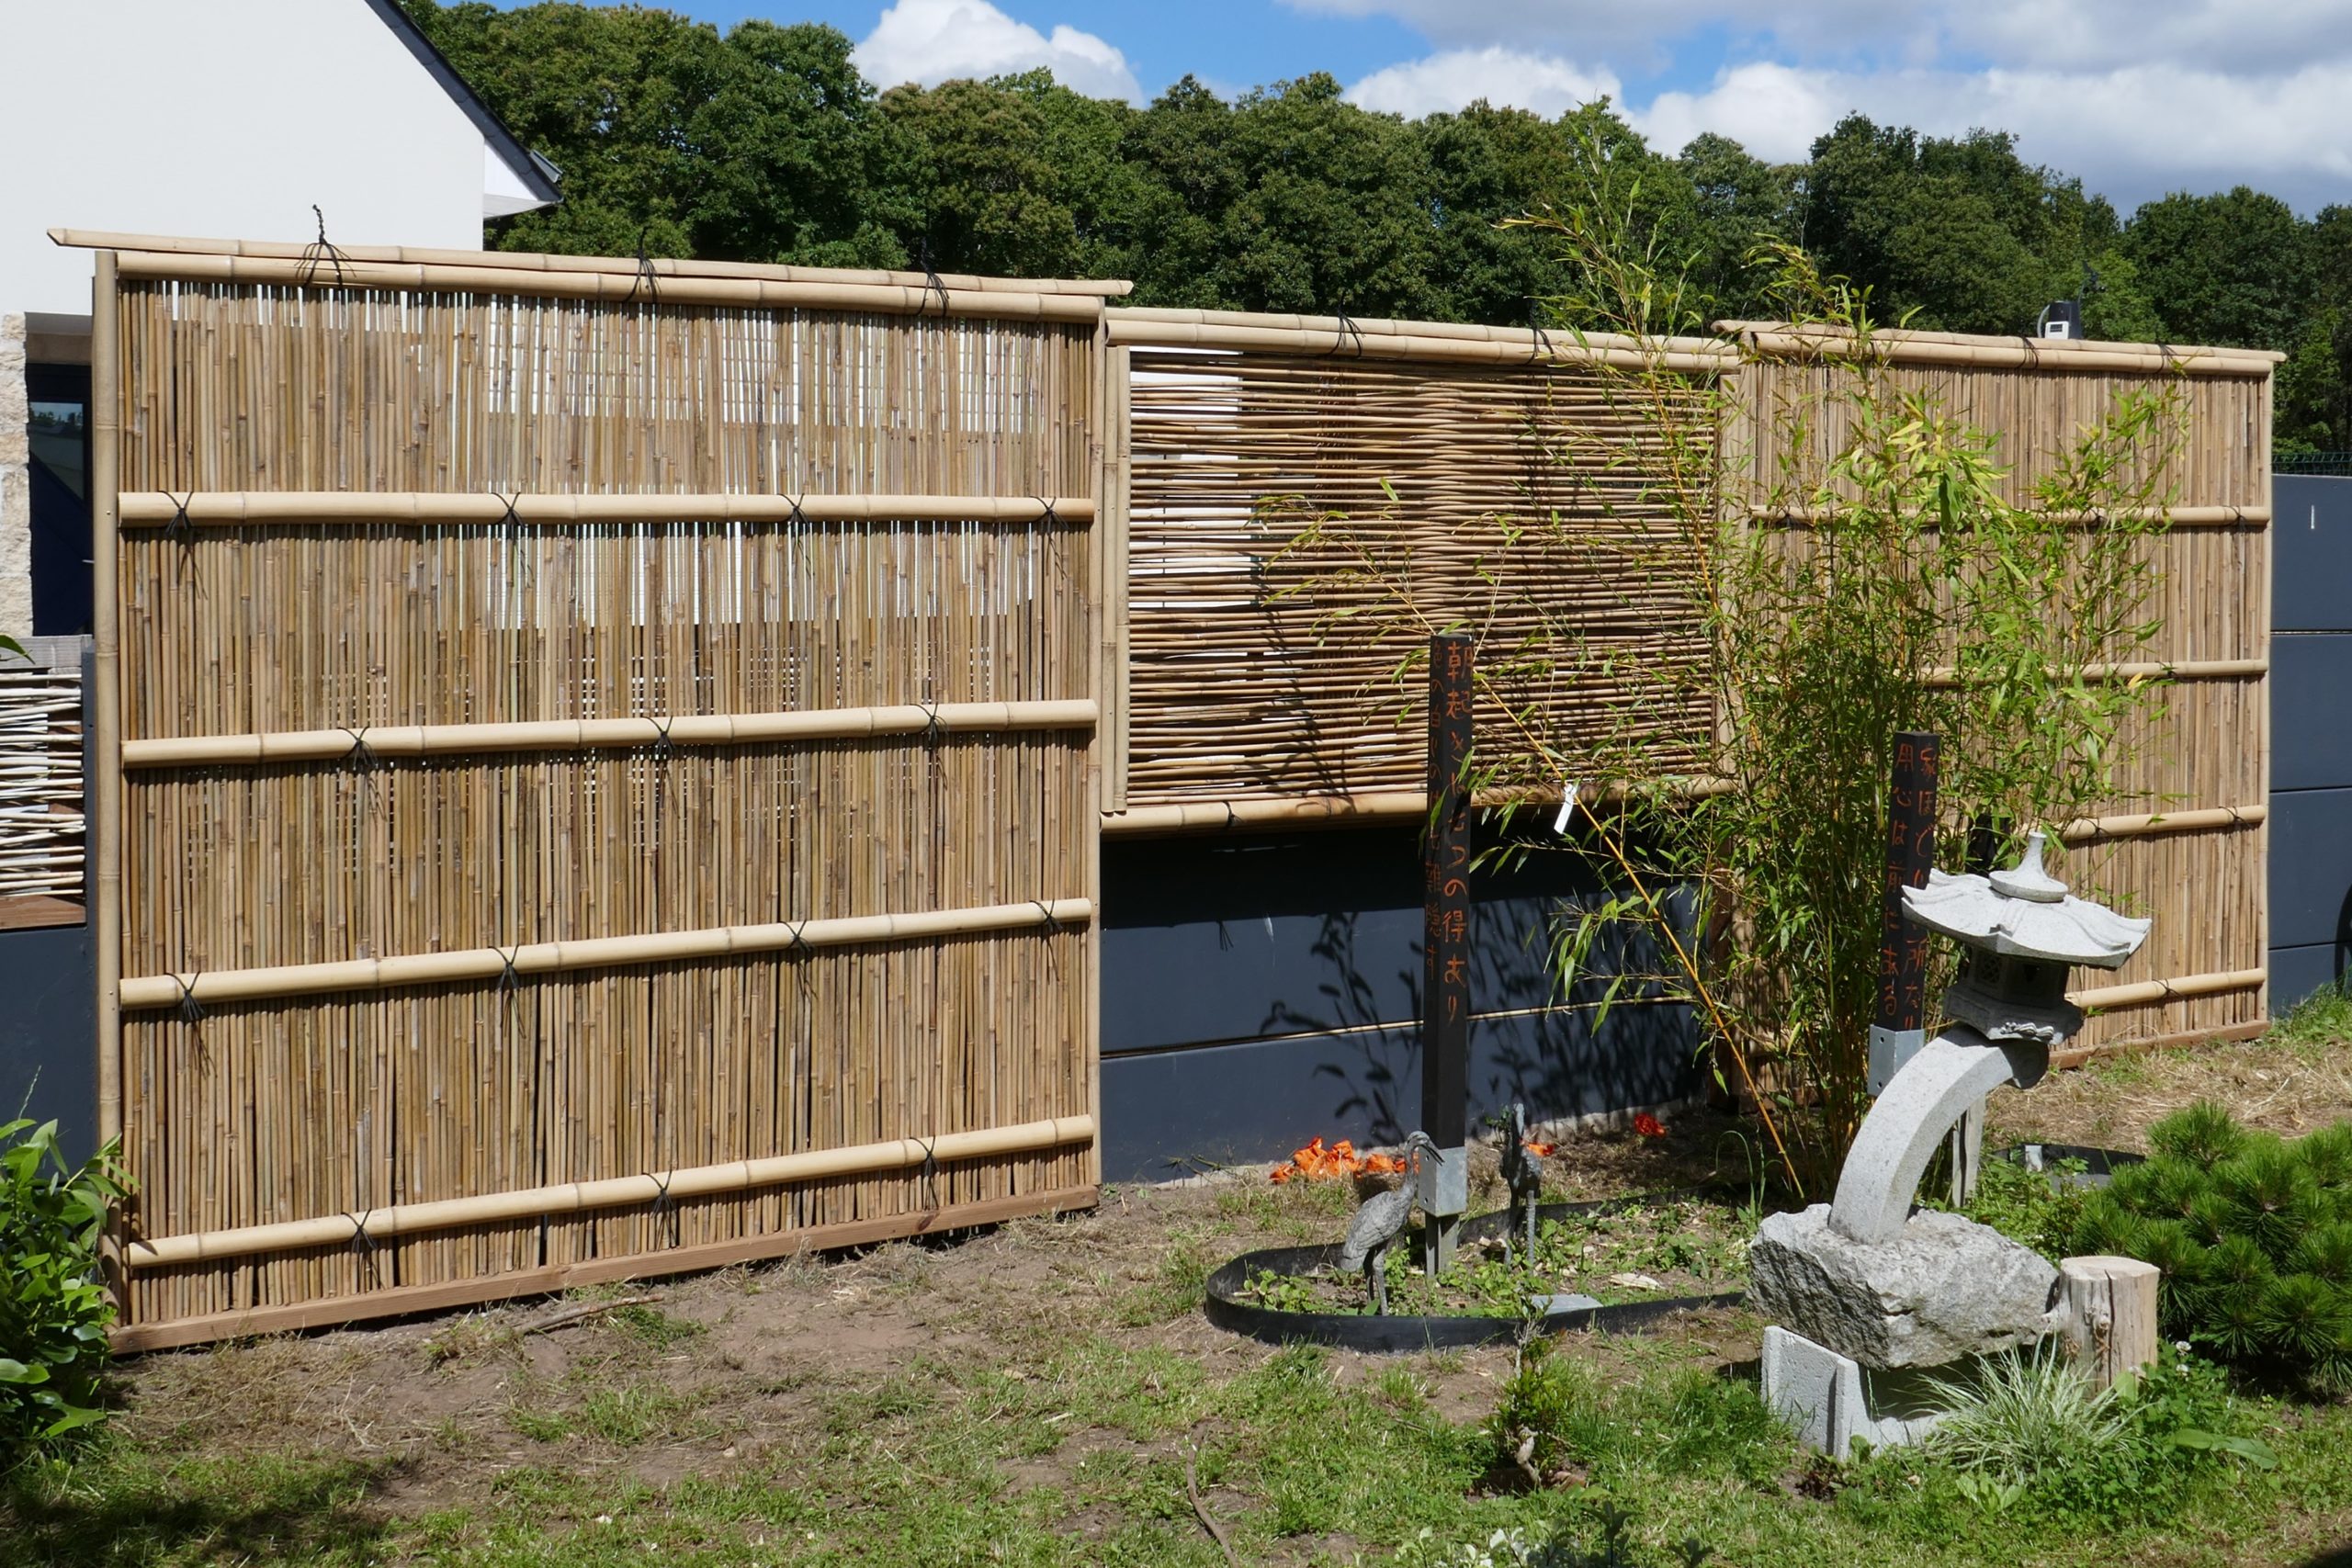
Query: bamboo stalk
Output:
[[124, 1113, 1095, 1267], [2056, 806, 2267, 843], [121, 699, 1098, 768], [118, 492, 1094, 528], [2070, 968, 2267, 1011], [90, 251, 121, 1163], [1722, 321, 2281, 375], [119, 898, 1094, 1010], [1108, 315, 1734, 372], [1752, 504, 2267, 527], [1922, 658, 2265, 686], [1102, 778, 1737, 835], [50, 227, 1132, 297], [107, 250, 1104, 322]]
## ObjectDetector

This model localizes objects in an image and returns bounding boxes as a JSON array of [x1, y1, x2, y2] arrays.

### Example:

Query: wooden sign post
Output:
[[1867, 729, 1940, 1098], [1419, 634, 1474, 1274]]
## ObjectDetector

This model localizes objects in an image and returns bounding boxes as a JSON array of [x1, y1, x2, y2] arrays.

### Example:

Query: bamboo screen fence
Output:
[[0, 648, 84, 913], [1106, 309, 2274, 1063], [77, 234, 1108, 1348], [1720, 325, 2274, 1060]]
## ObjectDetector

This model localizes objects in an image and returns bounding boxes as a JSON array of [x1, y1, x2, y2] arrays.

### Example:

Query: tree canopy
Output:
[[403, 0, 2352, 452]]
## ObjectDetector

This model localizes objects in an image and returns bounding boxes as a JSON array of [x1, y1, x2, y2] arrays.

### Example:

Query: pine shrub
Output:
[[2075, 1101, 2352, 1387]]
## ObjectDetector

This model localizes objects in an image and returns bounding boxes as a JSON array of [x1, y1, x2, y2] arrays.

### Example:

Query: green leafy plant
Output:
[[1918, 1152, 2089, 1259], [0, 1117, 125, 1457], [1272, 118, 2185, 1196], [2075, 1102, 2352, 1388]]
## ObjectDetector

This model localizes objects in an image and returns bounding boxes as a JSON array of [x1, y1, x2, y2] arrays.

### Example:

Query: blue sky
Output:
[[487, 0, 2352, 212]]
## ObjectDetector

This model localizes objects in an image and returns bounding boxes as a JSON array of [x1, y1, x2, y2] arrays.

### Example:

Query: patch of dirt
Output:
[[1990, 1031, 2352, 1153]]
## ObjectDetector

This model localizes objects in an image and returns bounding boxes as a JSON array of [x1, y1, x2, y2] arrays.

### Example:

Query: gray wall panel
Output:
[[1099, 1003, 1699, 1183], [2269, 942, 2339, 1011], [2269, 634, 2352, 793], [2272, 477, 2352, 633], [0, 921, 95, 1161], [2268, 786, 2352, 950]]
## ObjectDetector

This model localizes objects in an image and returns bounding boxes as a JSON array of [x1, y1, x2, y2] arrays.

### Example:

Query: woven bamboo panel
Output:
[[0, 662, 84, 904], [107, 264, 1101, 1337], [1121, 349, 1716, 805], [1727, 349, 2271, 1055]]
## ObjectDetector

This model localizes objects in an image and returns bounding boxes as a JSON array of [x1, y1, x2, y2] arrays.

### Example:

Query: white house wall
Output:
[[0, 0, 507, 637]]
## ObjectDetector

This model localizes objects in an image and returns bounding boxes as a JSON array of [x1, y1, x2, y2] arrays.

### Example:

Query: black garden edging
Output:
[[1991, 1142, 2144, 1186], [1204, 1193, 1747, 1352]]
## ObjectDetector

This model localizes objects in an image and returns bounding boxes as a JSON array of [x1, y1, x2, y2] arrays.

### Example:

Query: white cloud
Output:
[[1633, 62, 1837, 164], [1346, 46, 1621, 118], [854, 0, 1143, 101]]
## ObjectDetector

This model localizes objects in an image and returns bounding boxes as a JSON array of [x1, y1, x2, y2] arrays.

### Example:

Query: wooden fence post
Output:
[[2059, 1255, 2162, 1391], [1420, 634, 1473, 1274]]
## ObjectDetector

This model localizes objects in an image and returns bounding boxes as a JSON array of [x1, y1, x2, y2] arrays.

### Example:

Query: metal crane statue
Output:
[[1496, 1103, 1547, 1265], [1337, 1132, 1442, 1315]]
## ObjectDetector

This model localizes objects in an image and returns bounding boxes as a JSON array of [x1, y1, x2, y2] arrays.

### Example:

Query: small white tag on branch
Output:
[[1553, 784, 1580, 836]]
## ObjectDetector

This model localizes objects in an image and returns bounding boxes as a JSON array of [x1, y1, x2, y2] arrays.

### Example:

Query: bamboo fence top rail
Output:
[[1718, 320, 2282, 376], [124, 1113, 1099, 1269], [1109, 311, 1735, 371], [120, 699, 1100, 769], [119, 897, 1095, 1011], [117, 492, 1094, 528], [1752, 503, 2269, 528], [51, 227, 1133, 298], [103, 248, 1105, 322]]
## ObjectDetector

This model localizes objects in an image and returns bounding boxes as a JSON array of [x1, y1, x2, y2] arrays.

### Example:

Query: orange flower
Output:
[[1633, 1112, 1668, 1139]]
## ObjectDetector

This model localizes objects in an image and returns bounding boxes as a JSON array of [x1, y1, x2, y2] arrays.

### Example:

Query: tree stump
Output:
[[2058, 1255, 2160, 1390]]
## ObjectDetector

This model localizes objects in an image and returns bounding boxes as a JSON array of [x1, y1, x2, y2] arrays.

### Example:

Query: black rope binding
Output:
[[648, 1170, 680, 1247], [915, 1135, 941, 1213], [495, 491, 524, 528], [172, 971, 205, 1025], [1032, 494, 1061, 528], [496, 945, 525, 998], [1032, 899, 1064, 936], [1330, 304, 1365, 358], [340, 727, 379, 774], [785, 491, 810, 528], [650, 716, 673, 761], [784, 919, 814, 958], [161, 491, 196, 547], [345, 1209, 377, 1256], [1528, 304, 1555, 364], [915, 238, 951, 321], [628, 227, 662, 308], [298, 206, 349, 288]]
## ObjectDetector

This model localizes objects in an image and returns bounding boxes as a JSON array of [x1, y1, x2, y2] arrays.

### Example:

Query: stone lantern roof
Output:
[[1901, 830, 2149, 972]]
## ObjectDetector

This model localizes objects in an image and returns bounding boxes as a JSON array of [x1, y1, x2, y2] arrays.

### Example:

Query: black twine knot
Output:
[[495, 491, 524, 528], [172, 971, 205, 1025], [1033, 495, 1062, 528], [916, 238, 951, 321], [650, 716, 673, 761], [299, 205, 349, 288], [784, 919, 814, 957], [1330, 305, 1365, 358], [915, 1136, 941, 1212], [785, 491, 810, 528], [161, 491, 196, 547], [495, 946, 525, 997], [1032, 899, 1065, 935], [345, 1210, 377, 1256], [341, 727, 379, 773], [1528, 305, 1555, 364], [628, 227, 662, 308], [647, 1170, 681, 1246]]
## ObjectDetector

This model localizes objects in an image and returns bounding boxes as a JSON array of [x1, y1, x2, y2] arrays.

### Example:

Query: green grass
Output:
[[11, 1325, 2348, 1567]]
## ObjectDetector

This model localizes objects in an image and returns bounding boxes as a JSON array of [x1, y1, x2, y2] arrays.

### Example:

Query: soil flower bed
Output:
[[1238, 1194, 1751, 1318]]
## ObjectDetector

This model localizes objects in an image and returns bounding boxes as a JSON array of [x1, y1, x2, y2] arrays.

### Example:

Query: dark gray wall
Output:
[[0, 918, 96, 1160], [1099, 825, 1700, 1181], [2269, 477, 2352, 1008]]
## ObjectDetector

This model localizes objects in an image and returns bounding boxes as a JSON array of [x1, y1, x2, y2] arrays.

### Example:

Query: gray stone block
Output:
[[1761, 1325, 1947, 1454], [1750, 1205, 2062, 1369]]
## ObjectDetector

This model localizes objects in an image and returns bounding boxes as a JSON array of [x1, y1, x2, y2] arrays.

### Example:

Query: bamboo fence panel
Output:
[[1724, 344, 2271, 1057], [106, 254, 1101, 1340], [0, 663, 84, 904], [1118, 348, 1717, 807]]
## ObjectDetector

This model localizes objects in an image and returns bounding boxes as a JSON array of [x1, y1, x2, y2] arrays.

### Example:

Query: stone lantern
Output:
[[1748, 830, 2153, 1451]]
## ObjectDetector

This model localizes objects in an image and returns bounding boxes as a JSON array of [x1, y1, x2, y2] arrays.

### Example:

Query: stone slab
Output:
[[1761, 1325, 1946, 1454], [1750, 1205, 2062, 1369]]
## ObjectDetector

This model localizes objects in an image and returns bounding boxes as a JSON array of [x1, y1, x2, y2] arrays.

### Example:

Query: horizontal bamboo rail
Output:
[[1102, 779, 1739, 835], [119, 898, 1092, 1010], [1752, 504, 2268, 528], [124, 1113, 1097, 1268], [110, 1184, 1100, 1354], [1719, 321, 2282, 376], [1923, 658, 2265, 687], [106, 249, 1105, 322], [1109, 312, 1735, 372], [50, 227, 1132, 297], [118, 491, 1093, 528], [2056, 805, 2266, 843], [121, 700, 1099, 768], [2070, 967, 2267, 1011]]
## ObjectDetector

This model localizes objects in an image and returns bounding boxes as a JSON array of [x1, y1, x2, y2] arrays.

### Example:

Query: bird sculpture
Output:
[[1337, 1130, 1442, 1315], [1497, 1102, 1546, 1266]]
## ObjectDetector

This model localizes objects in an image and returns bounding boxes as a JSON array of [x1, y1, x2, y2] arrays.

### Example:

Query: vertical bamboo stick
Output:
[[92, 251, 124, 1186]]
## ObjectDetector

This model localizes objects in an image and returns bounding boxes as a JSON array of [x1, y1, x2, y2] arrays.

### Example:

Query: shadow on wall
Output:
[[1098, 823, 1702, 1181]]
